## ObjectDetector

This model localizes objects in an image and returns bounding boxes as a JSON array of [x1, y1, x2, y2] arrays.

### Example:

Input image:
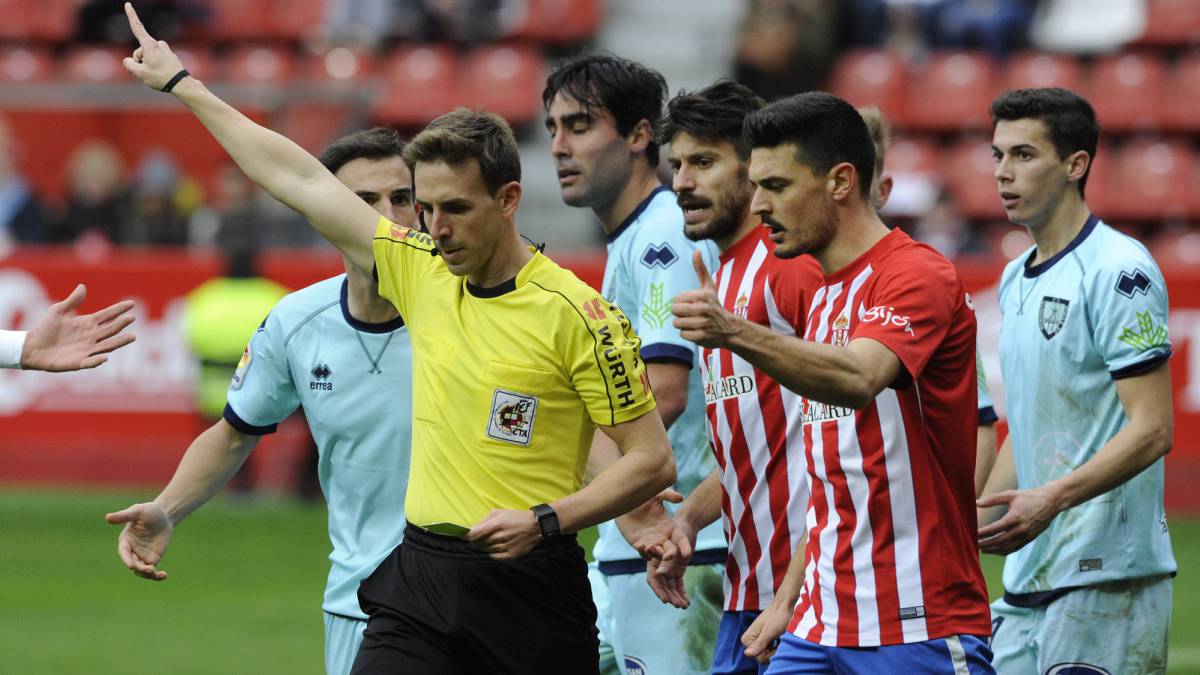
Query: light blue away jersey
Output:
[[224, 275, 412, 619], [998, 216, 1175, 596], [593, 186, 725, 563]]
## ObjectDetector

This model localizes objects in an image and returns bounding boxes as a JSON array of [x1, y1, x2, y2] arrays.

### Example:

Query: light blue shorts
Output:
[[990, 575, 1172, 675], [323, 612, 367, 675], [603, 563, 724, 675]]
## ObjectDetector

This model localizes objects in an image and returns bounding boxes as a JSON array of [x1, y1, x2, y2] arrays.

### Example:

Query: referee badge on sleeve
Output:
[[487, 389, 537, 445], [230, 344, 252, 390]]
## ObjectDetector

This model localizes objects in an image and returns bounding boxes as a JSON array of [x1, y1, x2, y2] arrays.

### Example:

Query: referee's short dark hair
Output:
[[318, 127, 408, 176], [990, 87, 1099, 197], [543, 52, 668, 166], [403, 108, 521, 195], [744, 91, 876, 202], [658, 80, 765, 160]]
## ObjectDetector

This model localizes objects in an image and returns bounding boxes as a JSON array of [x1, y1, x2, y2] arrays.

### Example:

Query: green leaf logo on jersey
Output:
[[1117, 311, 1168, 352], [642, 282, 673, 330]]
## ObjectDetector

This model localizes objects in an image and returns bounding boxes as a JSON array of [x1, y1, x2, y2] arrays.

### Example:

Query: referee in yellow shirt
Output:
[[120, 6, 677, 674]]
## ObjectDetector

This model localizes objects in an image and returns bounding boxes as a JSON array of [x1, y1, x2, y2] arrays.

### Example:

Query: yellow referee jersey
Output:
[[372, 217, 657, 529]]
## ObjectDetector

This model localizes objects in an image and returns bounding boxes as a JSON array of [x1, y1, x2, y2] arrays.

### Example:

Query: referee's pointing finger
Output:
[[125, 3, 155, 47]]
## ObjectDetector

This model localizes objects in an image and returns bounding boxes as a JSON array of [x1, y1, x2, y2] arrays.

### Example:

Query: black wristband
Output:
[[531, 503, 561, 539], [161, 68, 190, 93]]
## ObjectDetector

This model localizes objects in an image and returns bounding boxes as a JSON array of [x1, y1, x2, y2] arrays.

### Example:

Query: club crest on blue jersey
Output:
[[1114, 268, 1152, 298], [640, 242, 678, 269], [623, 656, 648, 675], [1039, 296, 1070, 340], [487, 389, 537, 445], [310, 362, 333, 391], [1045, 663, 1111, 675]]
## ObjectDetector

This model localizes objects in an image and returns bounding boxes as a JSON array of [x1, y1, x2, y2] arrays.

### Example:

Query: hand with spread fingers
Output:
[[20, 284, 136, 372], [120, 2, 186, 91], [977, 485, 1064, 555], [671, 250, 742, 349]]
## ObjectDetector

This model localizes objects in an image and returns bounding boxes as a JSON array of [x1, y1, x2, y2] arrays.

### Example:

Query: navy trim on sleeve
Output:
[[223, 403, 278, 436], [340, 278, 405, 333], [597, 547, 727, 575], [1023, 215, 1099, 278], [607, 186, 672, 243], [641, 343, 694, 368], [1110, 348, 1171, 380], [978, 406, 998, 426]]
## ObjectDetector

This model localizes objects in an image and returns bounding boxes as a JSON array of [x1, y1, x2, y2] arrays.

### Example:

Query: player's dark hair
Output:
[[542, 52, 668, 165], [990, 87, 1099, 197], [744, 91, 876, 201], [318, 127, 407, 175], [403, 108, 521, 194], [658, 80, 765, 160]]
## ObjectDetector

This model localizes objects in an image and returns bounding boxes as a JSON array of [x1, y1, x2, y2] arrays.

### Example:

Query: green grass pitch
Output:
[[0, 489, 1196, 673]]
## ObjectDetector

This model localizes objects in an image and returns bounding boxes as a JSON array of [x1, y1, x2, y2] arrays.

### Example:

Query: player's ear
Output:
[[496, 181, 522, 218], [1065, 150, 1091, 184], [828, 162, 857, 202], [628, 119, 652, 157]]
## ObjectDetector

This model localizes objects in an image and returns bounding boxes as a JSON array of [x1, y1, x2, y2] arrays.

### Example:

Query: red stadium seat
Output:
[[1140, 0, 1200, 46], [1092, 139, 1192, 221], [884, 136, 939, 175], [1085, 53, 1165, 131], [27, 0, 77, 42], [60, 47, 129, 83], [1002, 52, 1082, 93], [457, 44, 545, 125], [829, 50, 909, 126], [265, 0, 326, 42], [510, 0, 602, 44], [941, 136, 1006, 219], [201, 0, 270, 42], [905, 51, 996, 131], [1161, 53, 1200, 132], [373, 45, 458, 127], [0, 0, 33, 41], [305, 47, 375, 82], [224, 45, 296, 84], [0, 46, 55, 83]]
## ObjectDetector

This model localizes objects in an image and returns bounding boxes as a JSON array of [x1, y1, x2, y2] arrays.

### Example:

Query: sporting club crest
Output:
[[1038, 296, 1070, 340], [487, 389, 537, 445]]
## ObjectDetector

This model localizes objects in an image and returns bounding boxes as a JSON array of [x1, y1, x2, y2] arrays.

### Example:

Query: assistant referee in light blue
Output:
[[978, 88, 1175, 675], [107, 128, 418, 675]]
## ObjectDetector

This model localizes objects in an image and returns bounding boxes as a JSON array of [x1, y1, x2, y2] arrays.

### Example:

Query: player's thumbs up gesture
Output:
[[672, 250, 740, 348], [121, 2, 186, 92]]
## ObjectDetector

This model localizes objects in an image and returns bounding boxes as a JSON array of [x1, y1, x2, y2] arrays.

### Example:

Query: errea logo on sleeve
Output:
[[860, 305, 915, 336]]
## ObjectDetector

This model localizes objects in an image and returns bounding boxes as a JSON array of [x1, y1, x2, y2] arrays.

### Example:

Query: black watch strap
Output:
[[531, 503, 561, 539]]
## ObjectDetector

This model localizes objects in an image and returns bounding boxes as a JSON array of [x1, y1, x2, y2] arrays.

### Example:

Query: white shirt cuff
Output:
[[0, 329, 26, 369]]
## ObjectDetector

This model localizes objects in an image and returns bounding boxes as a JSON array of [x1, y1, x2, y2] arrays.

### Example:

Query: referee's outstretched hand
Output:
[[106, 502, 173, 581], [121, 3, 185, 91], [672, 251, 739, 349], [20, 284, 136, 372], [467, 509, 541, 560]]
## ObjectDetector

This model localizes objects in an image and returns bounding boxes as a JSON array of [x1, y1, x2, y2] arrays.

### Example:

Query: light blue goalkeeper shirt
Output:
[[997, 216, 1175, 601], [224, 275, 412, 619]]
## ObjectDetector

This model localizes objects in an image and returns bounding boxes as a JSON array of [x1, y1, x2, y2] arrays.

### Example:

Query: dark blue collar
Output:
[[607, 186, 672, 243], [1023, 214, 1099, 278], [340, 277, 404, 333]]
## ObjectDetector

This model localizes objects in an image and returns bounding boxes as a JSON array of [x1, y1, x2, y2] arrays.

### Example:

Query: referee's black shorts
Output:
[[350, 522, 600, 675]]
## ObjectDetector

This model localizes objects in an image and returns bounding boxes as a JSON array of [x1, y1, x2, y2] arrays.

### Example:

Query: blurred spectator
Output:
[[74, 0, 208, 44], [735, 0, 843, 101], [0, 117, 50, 245], [190, 163, 321, 249], [323, 0, 512, 48], [1029, 0, 1145, 53], [913, 188, 988, 258], [53, 140, 133, 244], [921, 0, 1037, 58], [124, 149, 195, 246]]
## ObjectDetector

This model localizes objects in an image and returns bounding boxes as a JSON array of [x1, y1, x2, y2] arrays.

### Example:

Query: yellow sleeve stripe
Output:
[[528, 279, 617, 426]]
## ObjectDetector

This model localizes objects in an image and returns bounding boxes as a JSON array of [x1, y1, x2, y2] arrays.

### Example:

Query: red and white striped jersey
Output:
[[700, 228, 822, 611], [787, 229, 990, 647]]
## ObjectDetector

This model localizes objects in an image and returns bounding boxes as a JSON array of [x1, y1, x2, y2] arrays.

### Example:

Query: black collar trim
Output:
[[466, 276, 518, 298], [1023, 214, 1099, 278], [607, 186, 672, 243], [340, 278, 404, 333]]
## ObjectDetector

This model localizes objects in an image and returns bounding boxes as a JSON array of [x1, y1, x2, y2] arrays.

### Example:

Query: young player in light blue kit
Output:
[[107, 128, 418, 675], [978, 88, 1175, 674], [544, 54, 725, 675]]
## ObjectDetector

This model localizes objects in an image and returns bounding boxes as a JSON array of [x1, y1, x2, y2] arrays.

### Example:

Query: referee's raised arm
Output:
[[119, 3, 379, 274]]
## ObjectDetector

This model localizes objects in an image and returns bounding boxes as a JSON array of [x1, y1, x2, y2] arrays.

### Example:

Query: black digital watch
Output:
[[530, 503, 561, 539]]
